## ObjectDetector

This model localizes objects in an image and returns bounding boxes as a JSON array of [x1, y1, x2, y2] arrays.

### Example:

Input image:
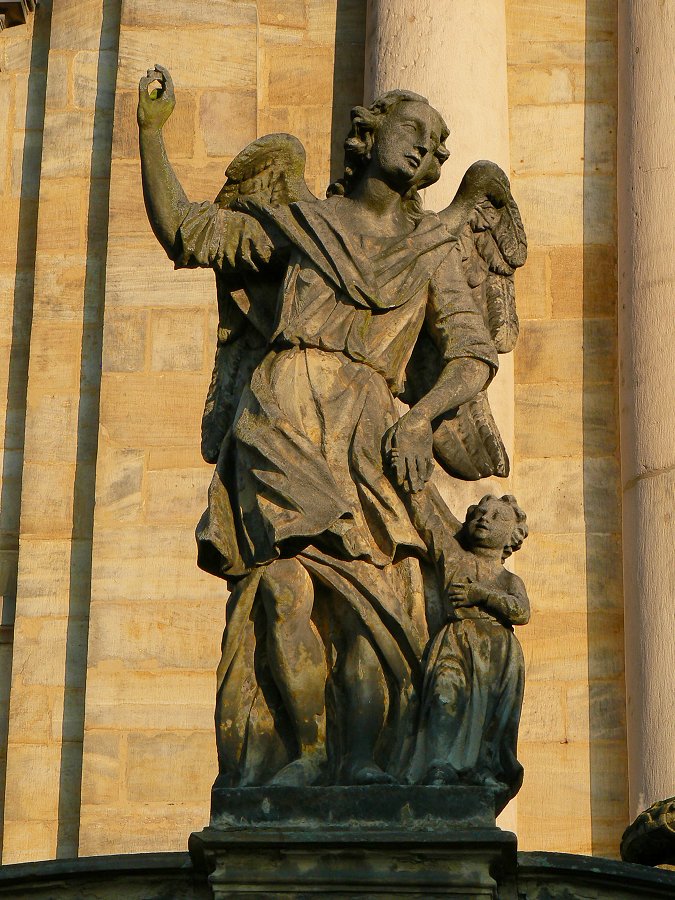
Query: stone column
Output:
[[365, 0, 515, 829], [365, 0, 513, 472], [618, 3, 675, 818]]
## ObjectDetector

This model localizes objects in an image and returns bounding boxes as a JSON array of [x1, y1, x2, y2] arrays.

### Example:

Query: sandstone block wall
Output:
[[0, 0, 626, 864], [508, 1, 625, 857]]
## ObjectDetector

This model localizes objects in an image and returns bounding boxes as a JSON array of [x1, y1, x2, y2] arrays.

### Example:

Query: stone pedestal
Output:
[[189, 787, 518, 898]]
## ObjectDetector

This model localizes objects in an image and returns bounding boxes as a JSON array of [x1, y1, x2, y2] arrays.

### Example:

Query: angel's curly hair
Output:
[[464, 494, 529, 561], [326, 90, 450, 222]]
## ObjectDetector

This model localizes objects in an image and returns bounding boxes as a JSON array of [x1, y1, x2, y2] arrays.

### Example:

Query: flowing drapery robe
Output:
[[169, 195, 498, 784]]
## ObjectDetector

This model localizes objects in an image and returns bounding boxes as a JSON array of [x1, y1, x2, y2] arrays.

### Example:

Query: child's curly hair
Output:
[[327, 90, 450, 222]]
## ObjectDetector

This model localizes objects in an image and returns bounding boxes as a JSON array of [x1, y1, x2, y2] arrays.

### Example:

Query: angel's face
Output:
[[370, 101, 447, 193]]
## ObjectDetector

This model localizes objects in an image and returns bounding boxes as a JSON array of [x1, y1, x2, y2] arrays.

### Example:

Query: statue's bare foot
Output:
[[268, 750, 326, 788], [345, 762, 397, 786], [422, 763, 460, 786]]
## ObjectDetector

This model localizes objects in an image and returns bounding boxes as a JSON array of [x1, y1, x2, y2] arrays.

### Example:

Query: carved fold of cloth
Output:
[[409, 616, 524, 810], [170, 196, 499, 783]]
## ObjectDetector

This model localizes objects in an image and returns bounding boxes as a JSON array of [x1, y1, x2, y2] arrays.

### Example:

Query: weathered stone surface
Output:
[[34, 176, 86, 251], [511, 103, 615, 177], [90, 525, 217, 602], [122, 0, 256, 28], [84, 667, 214, 732], [145, 467, 212, 522], [515, 382, 617, 459], [209, 785, 497, 831], [137, 64, 529, 797], [191, 819, 516, 899], [525, 610, 624, 684], [0, 0, 626, 866], [515, 318, 616, 385], [263, 46, 333, 106], [98, 373, 204, 445], [198, 89, 256, 158], [116, 28, 257, 91], [150, 308, 205, 372], [101, 308, 148, 372], [79, 732, 122, 805], [127, 732, 214, 802], [512, 174, 615, 246], [517, 851, 675, 900], [549, 243, 617, 318], [258, 0, 307, 29], [621, 797, 675, 867], [40, 110, 95, 179], [506, 0, 616, 45], [73, 49, 118, 112], [0, 850, 673, 899], [87, 599, 222, 670], [0, 853, 209, 899], [93, 446, 144, 523], [508, 65, 575, 106], [44, 52, 69, 110]]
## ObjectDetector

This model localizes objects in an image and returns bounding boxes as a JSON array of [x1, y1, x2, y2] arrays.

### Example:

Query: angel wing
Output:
[[215, 133, 317, 210], [405, 160, 527, 481], [441, 160, 527, 354], [202, 134, 318, 463]]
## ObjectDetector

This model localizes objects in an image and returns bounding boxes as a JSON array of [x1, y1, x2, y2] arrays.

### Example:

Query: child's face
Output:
[[465, 499, 516, 551]]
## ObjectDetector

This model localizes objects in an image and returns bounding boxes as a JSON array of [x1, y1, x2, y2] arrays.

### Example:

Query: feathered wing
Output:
[[408, 160, 527, 481], [201, 134, 318, 463], [214, 133, 317, 210]]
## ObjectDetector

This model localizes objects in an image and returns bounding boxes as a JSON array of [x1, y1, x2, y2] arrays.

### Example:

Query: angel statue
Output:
[[138, 64, 527, 791]]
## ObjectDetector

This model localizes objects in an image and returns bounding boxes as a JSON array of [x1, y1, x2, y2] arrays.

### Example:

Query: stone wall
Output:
[[507, 1, 626, 858], [0, 8, 47, 861], [0, 0, 626, 865]]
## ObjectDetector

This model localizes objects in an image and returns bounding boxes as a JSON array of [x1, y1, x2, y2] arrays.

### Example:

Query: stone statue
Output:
[[407, 491, 529, 811], [138, 64, 528, 793], [621, 797, 675, 867]]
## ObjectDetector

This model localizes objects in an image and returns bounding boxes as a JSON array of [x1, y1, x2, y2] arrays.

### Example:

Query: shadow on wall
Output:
[[582, 1, 628, 858], [55, 0, 122, 859], [0, 0, 52, 862]]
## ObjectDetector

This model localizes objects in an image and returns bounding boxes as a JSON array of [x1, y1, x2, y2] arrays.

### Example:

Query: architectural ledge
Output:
[[0, 0, 35, 31]]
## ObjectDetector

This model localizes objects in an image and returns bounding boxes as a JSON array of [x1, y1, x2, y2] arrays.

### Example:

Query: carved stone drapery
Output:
[[138, 61, 528, 800]]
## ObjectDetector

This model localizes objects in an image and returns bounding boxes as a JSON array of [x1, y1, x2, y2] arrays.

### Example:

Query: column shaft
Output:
[[618, 2, 675, 816]]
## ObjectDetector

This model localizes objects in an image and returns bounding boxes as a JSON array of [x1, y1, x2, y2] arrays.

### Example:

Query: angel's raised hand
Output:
[[138, 64, 175, 130]]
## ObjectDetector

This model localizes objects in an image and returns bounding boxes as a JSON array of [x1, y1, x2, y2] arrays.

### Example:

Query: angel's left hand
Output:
[[383, 411, 434, 493]]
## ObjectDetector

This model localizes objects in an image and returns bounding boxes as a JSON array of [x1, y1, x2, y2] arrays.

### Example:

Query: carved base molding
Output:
[[191, 785, 514, 898], [190, 825, 517, 899]]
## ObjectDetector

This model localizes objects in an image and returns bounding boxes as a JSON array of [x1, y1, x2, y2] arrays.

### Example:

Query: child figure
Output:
[[409, 491, 529, 810]]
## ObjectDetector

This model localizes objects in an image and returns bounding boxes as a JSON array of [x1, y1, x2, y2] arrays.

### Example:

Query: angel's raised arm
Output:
[[138, 65, 190, 254]]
